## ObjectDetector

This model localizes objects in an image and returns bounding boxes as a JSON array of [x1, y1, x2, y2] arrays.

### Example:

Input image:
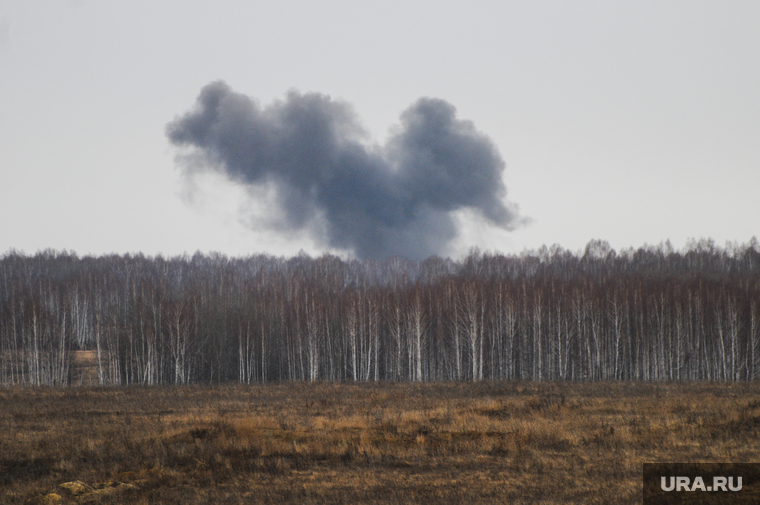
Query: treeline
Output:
[[1, 238, 759, 386]]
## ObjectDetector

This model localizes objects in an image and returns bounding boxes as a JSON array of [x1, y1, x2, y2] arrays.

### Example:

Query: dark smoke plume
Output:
[[167, 81, 524, 259]]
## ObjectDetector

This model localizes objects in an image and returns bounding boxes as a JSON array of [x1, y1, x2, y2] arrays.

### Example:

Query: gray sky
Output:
[[1, 1, 758, 259]]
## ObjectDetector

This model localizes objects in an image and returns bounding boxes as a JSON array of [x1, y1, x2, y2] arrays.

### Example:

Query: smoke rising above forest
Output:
[[166, 81, 524, 259]]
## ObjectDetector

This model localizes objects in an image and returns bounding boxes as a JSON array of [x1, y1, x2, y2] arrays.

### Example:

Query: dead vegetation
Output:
[[1, 381, 759, 504]]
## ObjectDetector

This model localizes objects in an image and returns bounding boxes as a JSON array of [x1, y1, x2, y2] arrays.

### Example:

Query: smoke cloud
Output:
[[167, 81, 524, 259]]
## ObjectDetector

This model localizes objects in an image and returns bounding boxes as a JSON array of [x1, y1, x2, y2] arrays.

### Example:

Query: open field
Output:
[[2, 382, 760, 504]]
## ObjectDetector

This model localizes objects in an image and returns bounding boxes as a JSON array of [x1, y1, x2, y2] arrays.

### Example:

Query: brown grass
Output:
[[1, 381, 759, 504]]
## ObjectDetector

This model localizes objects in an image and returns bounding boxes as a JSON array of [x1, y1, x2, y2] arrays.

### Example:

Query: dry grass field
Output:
[[1, 381, 759, 504]]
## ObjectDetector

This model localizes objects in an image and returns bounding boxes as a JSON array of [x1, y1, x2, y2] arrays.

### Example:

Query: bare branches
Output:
[[0, 240, 759, 385]]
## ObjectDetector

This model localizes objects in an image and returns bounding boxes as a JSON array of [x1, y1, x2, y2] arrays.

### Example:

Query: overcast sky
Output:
[[1, 1, 758, 259]]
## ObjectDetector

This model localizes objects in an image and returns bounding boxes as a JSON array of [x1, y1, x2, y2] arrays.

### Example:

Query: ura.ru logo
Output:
[[661, 476, 742, 492]]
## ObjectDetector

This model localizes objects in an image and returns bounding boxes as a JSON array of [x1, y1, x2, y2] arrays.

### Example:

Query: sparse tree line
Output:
[[1, 238, 759, 386]]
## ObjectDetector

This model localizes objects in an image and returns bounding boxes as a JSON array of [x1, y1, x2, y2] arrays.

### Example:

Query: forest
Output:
[[1, 238, 759, 386]]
